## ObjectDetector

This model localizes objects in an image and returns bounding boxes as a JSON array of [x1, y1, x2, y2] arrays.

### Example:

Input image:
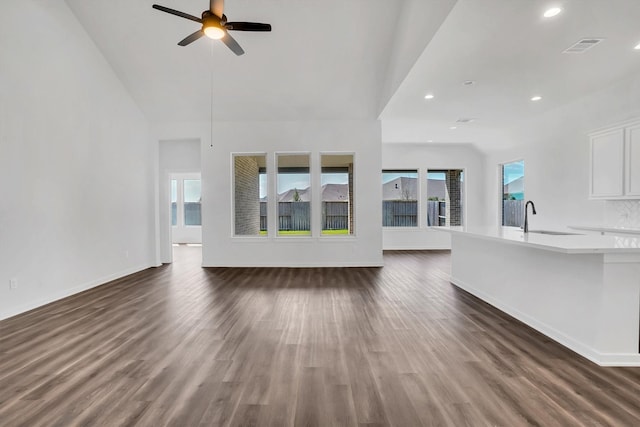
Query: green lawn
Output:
[[321, 229, 349, 235], [258, 229, 349, 236]]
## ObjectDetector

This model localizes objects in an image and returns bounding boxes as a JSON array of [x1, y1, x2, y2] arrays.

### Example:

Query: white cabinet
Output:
[[589, 120, 640, 199], [625, 123, 640, 197]]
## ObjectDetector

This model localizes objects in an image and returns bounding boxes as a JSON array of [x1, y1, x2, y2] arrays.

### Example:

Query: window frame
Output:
[[426, 169, 465, 228], [232, 153, 268, 238], [275, 152, 312, 237], [500, 159, 525, 228], [382, 169, 419, 228], [320, 152, 356, 238]]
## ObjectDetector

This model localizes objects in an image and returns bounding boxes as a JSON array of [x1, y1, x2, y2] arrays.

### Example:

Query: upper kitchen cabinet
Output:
[[625, 123, 640, 197], [589, 119, 640, 199]]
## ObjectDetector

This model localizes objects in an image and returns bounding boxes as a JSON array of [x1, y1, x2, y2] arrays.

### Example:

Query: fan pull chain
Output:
[[210, 41, 214, 148]]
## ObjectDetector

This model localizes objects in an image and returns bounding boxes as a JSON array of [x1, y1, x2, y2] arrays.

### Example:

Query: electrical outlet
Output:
[[9, 278, 18, 290]]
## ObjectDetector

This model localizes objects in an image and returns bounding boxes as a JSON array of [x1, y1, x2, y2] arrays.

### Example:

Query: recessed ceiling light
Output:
[[635, 42, 640, 50], [543, 7, 562, 18], [424, 94, 435, 99], [449, 126, 457, 130], [531, 95, 542, 101]]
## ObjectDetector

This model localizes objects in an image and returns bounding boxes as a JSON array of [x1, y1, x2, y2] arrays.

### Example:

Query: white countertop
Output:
[[436, 226, 640, 254], [568, 225, 640, 235]]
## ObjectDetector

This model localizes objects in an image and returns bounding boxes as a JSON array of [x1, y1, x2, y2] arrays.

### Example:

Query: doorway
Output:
[[170, 172, 202, 245]]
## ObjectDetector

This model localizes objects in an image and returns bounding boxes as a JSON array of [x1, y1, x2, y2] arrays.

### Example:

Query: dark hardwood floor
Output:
[[1, 247, 639, 426]]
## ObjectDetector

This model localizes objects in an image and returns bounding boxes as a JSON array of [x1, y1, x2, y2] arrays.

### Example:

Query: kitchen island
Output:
[[439, 227, 640, 366]]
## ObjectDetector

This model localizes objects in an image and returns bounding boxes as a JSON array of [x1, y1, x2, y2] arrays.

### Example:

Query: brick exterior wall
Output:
[[445, 170, 462, 226], [234, 156, 261, 235]]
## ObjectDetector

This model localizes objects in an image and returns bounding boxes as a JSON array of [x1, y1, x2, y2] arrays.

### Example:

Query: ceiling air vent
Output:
[[456, 118, 476, 123], [563, 38, 604, 54]]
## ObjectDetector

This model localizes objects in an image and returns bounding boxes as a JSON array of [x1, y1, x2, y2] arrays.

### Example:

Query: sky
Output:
[[503, 160, 525, 185], [260, 173, 348, 198], [178, 171, 465, 200], [382, 171, 418, 184]]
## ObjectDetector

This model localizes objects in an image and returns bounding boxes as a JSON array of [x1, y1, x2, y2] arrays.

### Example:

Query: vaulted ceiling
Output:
[[65, 0, 453, 122], [65, 0, 640, 148]]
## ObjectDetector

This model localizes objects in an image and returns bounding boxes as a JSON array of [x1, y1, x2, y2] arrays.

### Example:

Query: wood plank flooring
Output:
[[1, 247, 640, 426]]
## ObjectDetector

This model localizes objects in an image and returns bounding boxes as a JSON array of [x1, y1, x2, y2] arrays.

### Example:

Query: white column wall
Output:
[[153, 120, 383, 267]]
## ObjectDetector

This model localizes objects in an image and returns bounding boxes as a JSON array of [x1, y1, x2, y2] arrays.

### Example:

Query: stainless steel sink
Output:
[[527, 230, 582, 236]]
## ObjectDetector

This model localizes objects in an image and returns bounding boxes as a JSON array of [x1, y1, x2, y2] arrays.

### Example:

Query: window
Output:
[[382, 170, 418, 227], [234, 154, 267, 236], [183, 179, 202, 226], [502, 160, 525, 227], [277, 154, 311, 235], [321, 154, 354, 235], [171, 179, 177, 226], [427, 170, 464, 227], [170, 173, 201, 244]]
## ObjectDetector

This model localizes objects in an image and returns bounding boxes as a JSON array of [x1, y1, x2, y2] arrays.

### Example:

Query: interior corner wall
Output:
[[483, 73, 640, 231], [381, 143, 486, 250], [153, 120, 383, 267], [0, 1, 155, 320]]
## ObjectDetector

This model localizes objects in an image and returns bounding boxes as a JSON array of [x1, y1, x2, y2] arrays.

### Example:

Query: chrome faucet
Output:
[[524, 200, 537, 233]]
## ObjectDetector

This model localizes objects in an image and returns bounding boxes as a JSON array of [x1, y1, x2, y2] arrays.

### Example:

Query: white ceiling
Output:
[[65, 0, 640, 148], [64, 0, 429, 122], [380, 0, 640, 147]]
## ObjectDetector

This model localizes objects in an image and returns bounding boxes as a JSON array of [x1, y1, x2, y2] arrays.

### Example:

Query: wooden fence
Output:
[[382, 200, 417, 227], [426, 201, 446, 226], [503, 200, 524, 227], [323, 202, 349, 230], [259, 201, 348, 231]]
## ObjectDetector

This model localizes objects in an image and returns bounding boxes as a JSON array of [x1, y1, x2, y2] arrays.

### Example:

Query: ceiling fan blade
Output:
[[178, 30, 204, 46], [221, 32, 245, 56], [152, 5, 202, 23], [210, 0, 224, 18], [226, 22, 272, 32]]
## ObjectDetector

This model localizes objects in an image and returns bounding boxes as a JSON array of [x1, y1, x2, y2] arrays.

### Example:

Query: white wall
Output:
[[153, 120, 383, 267], [0, 1, 156, 320], [158, 139, 202, 262], [378, 0, 458, 114], [483, 73, 640, 230], [381, 143, 486, 249]]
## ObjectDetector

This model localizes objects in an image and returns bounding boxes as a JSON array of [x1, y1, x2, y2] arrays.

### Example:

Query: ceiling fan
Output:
[[152, 0, 271, 56]]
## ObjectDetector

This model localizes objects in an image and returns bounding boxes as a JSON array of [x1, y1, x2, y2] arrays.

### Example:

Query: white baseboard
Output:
[[202, 261, 385, 268], [450, 276, 640, 367], [0, 262, 154, 321]]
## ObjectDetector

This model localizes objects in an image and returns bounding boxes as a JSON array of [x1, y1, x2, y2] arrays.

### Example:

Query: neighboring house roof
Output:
[[381, 177, 449, 200], [277, 187, 311, 202], [382, 177, 418, 200], [321, 183, 348, 201], [426, 179, 446, 200], [267, 178, 453, 202], [504, 176, 524, 194], [273, 183, 349, 202]]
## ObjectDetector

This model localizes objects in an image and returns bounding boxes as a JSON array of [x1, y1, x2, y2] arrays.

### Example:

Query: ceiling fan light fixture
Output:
[[204, 25, 225, 39], [543, 7, 562, 18]]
